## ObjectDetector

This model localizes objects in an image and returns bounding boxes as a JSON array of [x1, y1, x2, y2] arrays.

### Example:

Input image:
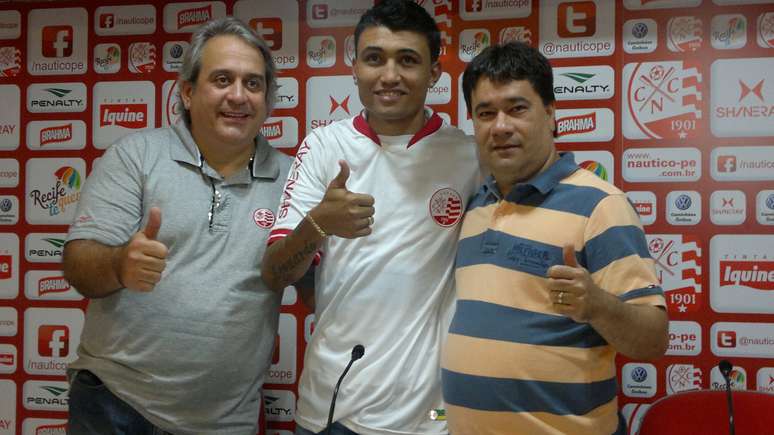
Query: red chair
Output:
[[637, 389, 774, 435]]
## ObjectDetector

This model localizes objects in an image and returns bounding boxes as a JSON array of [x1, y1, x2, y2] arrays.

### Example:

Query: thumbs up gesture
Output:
[[309, 160, 375, 239], [546, 244, 603, 323], [118, 207, 169, 292]]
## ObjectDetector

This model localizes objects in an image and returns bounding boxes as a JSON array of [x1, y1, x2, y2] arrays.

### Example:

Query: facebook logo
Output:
[[41, 25, 73, 58], [99, 13, 115, 29], [38, 325, 69, 357], [466, 0, 483, 12]]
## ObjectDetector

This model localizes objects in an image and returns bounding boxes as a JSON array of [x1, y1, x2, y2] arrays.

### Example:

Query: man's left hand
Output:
[[546, 244, 604, 323]]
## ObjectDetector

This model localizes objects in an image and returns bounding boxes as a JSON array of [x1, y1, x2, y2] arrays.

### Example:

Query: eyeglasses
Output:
[[208, 178, 221, 230]]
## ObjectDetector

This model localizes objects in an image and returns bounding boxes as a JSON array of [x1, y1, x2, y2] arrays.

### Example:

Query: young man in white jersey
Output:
[[261, 1, 479, 434]]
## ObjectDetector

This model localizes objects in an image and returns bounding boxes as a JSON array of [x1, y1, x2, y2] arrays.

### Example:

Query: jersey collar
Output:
[[352, 108, 443, 148]]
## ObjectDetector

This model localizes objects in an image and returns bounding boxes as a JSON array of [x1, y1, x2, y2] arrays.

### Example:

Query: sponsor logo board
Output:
[[647, 234, 702, 314], [711, 58, 774, 137], [27, 8, 87, 75], [710, 235, 774, 314]]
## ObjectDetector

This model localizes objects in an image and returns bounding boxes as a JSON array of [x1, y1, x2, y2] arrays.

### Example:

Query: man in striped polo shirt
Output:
[[442, 42, 669, 435]]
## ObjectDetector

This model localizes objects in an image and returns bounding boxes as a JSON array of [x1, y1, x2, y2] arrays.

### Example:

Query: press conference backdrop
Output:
[[0, 0, 773, 434]]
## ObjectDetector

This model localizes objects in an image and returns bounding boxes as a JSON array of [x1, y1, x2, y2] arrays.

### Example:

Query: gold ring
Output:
[[558, 291, 564, 304], [368, 216, 374, 226]]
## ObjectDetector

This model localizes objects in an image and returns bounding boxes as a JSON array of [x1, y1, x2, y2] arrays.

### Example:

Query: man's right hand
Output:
[[116, 207, 168, 292], [310, 160, 375, 239]]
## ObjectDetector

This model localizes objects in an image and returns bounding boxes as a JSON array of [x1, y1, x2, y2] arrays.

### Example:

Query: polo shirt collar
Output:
[[352, 108, 443, 148], [481, 152, 578, 201], [170, 122, 280, 180]]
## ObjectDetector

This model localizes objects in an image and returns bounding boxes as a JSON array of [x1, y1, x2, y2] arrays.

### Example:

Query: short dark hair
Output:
[[462, 42, 554, 114], [354, 0, 441, 62]]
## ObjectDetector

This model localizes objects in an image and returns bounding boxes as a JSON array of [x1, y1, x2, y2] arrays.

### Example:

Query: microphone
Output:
[[718, 360, 735, 435], [325, 345, 365, 435]]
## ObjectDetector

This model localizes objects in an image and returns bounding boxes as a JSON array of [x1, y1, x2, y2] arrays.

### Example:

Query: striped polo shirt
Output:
[[442, 152, 665, 435]]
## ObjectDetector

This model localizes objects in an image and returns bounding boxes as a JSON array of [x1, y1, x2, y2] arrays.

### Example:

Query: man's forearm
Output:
[[261, 217, 324, 292], [589, 292, 669, 360], [63, 240, 125, 299]]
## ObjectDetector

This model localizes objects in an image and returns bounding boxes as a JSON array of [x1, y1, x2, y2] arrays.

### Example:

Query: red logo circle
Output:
[[253, 208, 275, 229], [429, 188, 463, 227]]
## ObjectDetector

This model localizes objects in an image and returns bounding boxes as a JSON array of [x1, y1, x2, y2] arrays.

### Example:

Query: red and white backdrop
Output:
[[0, 0, 772, 433]]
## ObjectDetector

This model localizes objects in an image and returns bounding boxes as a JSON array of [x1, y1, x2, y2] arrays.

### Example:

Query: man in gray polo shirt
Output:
[[62, 18, 291, 435]]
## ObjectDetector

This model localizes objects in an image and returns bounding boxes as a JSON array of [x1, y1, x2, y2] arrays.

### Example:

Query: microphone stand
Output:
[[325, 345, 365, 435], [719, 360, 735, 435]]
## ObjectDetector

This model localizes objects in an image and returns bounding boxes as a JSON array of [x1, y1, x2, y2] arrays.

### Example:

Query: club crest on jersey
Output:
[[253, 208, 275, 229], [429, 188, 462, 227]]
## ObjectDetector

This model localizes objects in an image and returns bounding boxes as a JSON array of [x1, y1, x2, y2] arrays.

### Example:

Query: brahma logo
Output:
[[37, 325, 68, 358], [647, 234, 702, 314], [667, 16, 702, 52], [38, 276, 71, 296], [712, 14, 747, 50], [711, 58, 774, 137], [711, 235, 774, 314], [26, 120, 86, 150], [261, 120, 283, 140], [163, 2, 225, 34], [429, 188, 463, 227], [30, 421, 68, 434], [39, 124, 72, 147], [250, 18, 282, 50], [557, 1, 596, 37], [178, 5, 211, 29], [623, 61, 703, 140], [557, 112, 595, 136], [555, 109, 613, 143], [100, 104, 147, 129]]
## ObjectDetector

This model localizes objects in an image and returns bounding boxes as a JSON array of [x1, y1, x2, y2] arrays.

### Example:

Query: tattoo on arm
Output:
[[271, 241, 318, 286]]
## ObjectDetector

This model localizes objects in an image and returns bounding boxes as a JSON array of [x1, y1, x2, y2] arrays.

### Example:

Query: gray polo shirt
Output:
[[67, 122, 291, 435]]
